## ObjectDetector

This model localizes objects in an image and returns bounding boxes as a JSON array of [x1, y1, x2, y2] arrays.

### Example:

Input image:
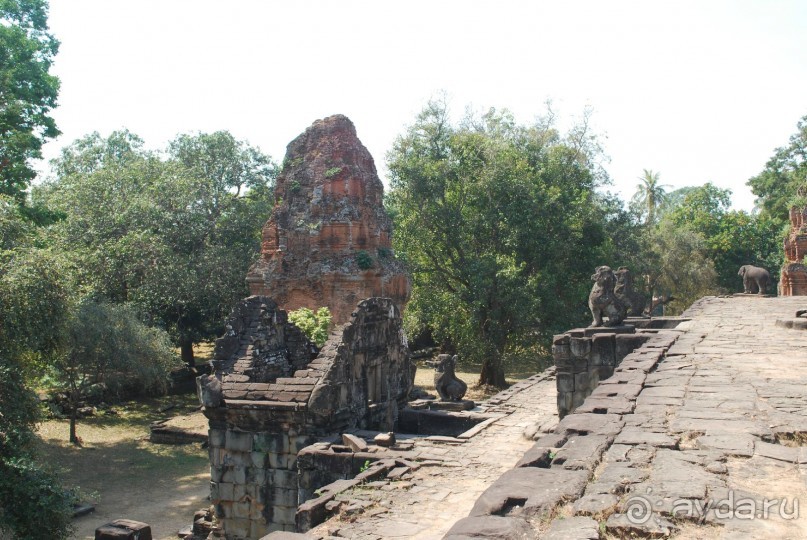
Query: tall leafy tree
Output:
[[0, 207, 75, 539], [664, 183, 780, 293], [631, 169, 669, 225], [41, 130, 277, 366], [387, 101, 609, 387], [0, 0, 60, 201], [748, 114, 807, 224]]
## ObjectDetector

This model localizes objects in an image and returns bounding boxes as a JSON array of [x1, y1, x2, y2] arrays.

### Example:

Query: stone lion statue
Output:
[[433, 354, 468, 401], [614, 266, 646, 316], [589, 265, 628, 327]]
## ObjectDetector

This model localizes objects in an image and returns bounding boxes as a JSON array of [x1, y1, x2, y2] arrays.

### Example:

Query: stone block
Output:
[[251, 452, 268, 468], [234, 466, 246, 485], [268, 451, 289, 469], [470, 468, 589, 518], [571, 390, 587, 410], [249, 500, 267, 520], [247, 467, 266, 485], [590, 334, 615, 366], [557, 373, 575, 393], [544, 515, 599, 539], [273, 505, 298, 525], [587, 370, 600, 391], [95, 519, 152, 540], [216, 482, 234, 502], [554, 357, 589, 373], [209, 428, 226, 448], [443, 516, 533, 539], [557, 392, 573, 418], [225, 518, 251, 539], [615, 334, 650, 362], [270, 469, 298, 490], [226, 429, 253, 453], [253, 432, 290, 454], [290, 435, 316, 453], [597, 365, 614, 381], [231, 501, 251, 519], [574, 372, 589, 392], [272, 487, 299, 507], [210, 465, 223, 482], [569, 337, 591, 358]]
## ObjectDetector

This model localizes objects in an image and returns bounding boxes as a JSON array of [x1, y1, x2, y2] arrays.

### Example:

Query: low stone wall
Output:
[[552, 326, 650, 418]]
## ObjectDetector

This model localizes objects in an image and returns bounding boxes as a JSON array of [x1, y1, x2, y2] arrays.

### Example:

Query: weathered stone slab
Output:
[[695, 433, 755, 457], [573, 493, 619, 516], [614, 428, 678, 448], [606, 512, 677, 538], [575, 396, 635, 415], [555, 413, 624, 437], [669, 417, 771, 438], [95, 520, 152, 540], [469, 468, 589, 518], [543, 516, 599, 539], [754, 441, 801, 463], [341, 433, 367, 452], [552, 434, 613, 471], [443, 515, 534, 539]]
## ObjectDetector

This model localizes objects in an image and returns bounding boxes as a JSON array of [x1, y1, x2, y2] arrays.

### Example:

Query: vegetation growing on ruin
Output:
[[288, 307, 332, 347]]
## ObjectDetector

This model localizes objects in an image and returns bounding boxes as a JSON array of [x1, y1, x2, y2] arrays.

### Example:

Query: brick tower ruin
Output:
[[781, 206, 807, 295], [246, 115, 410, 323]]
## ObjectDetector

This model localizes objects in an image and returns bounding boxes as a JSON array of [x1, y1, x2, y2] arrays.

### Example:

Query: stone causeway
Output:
[[259, 295, 807, 540]]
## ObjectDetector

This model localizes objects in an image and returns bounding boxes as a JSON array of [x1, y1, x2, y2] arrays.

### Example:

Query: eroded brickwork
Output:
[[200, 296, 411, 539], [246, 115, 410, 324], [781, 207, 807, 295]]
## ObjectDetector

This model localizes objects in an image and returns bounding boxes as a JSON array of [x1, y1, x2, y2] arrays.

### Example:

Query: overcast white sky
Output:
[[40, 0, 806, 211]]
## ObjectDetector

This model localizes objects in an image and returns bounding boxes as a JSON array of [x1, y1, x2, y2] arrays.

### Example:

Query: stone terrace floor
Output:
[[544, 295, 807, 539], [305, 295, 807, 539], [308, 372, 560, 539]]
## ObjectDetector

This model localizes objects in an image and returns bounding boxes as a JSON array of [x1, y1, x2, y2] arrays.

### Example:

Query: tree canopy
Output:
[[387, 101, 613, 386], [40, 130, 277, 366], [631, 169, 669, 225], [0, 0, 60, 202], [748, 114, 807, 224]]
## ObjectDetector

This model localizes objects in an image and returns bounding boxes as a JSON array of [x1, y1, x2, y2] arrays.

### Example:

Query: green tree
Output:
[[644, 224, 718, 314], [748, 114, 807, 224], [41, 130, 277, 366], [388, 101, 610, 387], [0, 0, 60, 201], [631, 169, 669, 225], [665, 183, 780, 293], [0, 227, 75, 538], [50, 300, 177, 444]]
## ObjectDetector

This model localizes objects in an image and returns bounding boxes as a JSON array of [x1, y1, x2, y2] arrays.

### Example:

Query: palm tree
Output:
[[632, 169, 669, 224]]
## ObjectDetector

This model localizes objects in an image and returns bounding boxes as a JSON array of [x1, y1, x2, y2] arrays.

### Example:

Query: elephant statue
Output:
[[738, 264, 770, 295]]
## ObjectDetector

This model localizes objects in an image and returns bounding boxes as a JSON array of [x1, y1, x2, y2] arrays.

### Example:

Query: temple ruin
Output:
[[781, 206, 807, 295], [199, 296, 412, 537], [246, 115, 410, 324]]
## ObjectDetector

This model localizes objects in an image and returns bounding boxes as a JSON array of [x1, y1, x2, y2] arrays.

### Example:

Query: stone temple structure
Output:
[[247, 115, 410, 324], [195, 115, 416, 538], [199, 296, 412, 538], [781, 206, 807, 295]]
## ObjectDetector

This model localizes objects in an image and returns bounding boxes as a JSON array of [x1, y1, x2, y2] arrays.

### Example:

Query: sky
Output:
[[39, 0, 807, 211]]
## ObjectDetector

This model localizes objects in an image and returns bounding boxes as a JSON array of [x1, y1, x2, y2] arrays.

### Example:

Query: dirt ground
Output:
[[36, 394, 210, 540]]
